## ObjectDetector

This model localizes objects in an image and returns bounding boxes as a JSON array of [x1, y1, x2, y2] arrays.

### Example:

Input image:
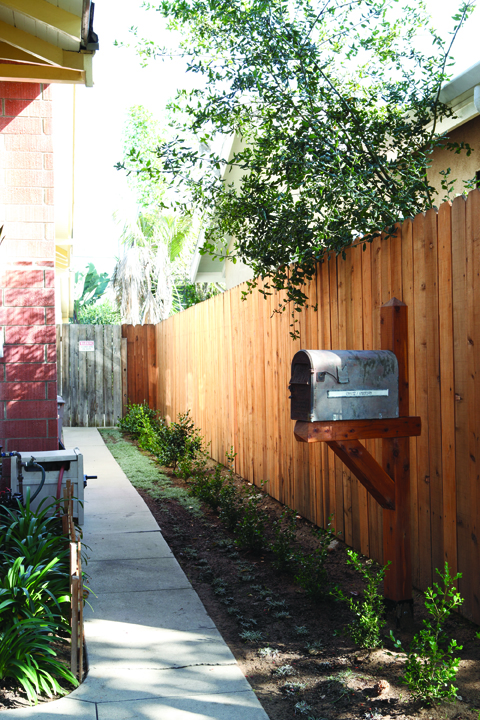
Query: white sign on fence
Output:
[[79, 341, 95, 352]]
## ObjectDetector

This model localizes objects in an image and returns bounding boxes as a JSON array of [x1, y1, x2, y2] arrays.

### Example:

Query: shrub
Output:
[[390, 562, 463, 704], [294, 521, 334, 602], [119, 405, 204, 470], [118, 402, 160, 437], [156, 411, 203, 469], [336, 551, 389, 649], [218, 478, 243, 531], [234, 485, 268, 554], [270, 507, 297, 572], [75, 300, 121, 325], [189, 463, 225, 510]]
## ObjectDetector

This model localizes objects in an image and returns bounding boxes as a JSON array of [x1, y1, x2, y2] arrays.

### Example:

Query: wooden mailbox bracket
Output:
[[294, 299, 420, 604]]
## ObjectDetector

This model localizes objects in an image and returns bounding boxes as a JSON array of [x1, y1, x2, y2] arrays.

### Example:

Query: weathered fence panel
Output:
[[56, 325, 125, 427], [123, 190, 480, 624]]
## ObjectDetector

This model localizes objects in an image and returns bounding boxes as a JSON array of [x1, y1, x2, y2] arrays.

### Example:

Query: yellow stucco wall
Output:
[[429, 114, 480, 202]]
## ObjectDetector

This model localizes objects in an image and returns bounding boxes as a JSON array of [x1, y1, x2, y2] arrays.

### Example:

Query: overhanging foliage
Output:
[[122, 0, 474, 327]]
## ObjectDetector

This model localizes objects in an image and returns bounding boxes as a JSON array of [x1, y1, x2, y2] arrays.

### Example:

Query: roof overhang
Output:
[[434, 60, 480, 135], [0, 0, 98, 87]]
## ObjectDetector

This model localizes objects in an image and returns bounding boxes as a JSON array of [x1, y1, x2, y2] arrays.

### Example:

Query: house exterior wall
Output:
[[429, 114, 480, 201], [0, 82, 58, 455]]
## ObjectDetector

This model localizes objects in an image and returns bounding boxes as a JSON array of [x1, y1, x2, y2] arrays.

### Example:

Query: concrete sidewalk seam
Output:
[[94, 688, 258, 705]]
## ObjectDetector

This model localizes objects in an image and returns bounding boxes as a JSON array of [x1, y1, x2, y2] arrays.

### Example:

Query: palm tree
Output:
[[111, 210, 195, 325]]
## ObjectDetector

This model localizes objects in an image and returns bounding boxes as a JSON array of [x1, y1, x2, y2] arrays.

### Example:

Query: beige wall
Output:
[[429, 114, 480, 202]]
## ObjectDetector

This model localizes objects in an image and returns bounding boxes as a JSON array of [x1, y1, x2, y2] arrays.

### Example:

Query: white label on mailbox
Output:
[[327, 389, 389, 398], [79, 341, 95, 352]]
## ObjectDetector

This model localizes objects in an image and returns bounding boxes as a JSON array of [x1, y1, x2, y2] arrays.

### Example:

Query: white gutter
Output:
[[439, 60, 480, 104]]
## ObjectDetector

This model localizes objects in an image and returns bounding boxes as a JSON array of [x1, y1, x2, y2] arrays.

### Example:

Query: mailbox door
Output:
[[289, 355, 313, 420]]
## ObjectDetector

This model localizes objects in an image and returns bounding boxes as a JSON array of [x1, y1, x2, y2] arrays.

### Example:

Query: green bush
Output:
[[270, 507, 297, 572], [156, 411, 203, 469], [119, 405, 203, 471], [336, 551, 389, 649], [189, 463, 225, 510], [391, 563, 463, 704], [294, 522, 334, 602], [234, 485, 268, 554], [118, 402, 161, 437], [218, 478, 243, 531], [75, 300, 121, 325]]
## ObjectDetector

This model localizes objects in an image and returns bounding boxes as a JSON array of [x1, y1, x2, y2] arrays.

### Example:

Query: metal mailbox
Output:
[[289, 349, 399, 422]]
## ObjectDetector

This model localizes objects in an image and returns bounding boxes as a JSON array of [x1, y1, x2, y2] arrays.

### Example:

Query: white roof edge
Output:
[[439, 60, 480, 104]]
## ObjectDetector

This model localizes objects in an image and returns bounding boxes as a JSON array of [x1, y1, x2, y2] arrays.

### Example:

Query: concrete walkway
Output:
[[3, 427, 269, 720]]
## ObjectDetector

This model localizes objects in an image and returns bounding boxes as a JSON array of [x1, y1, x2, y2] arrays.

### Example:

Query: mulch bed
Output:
[[102, 430, 480, 720]]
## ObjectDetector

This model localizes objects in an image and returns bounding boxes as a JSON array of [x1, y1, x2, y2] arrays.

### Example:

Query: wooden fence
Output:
[[122, 324, 157, 410], [62, 480, 84, 682], [56, 325, 127, 427], [125, 191, 480, 624]]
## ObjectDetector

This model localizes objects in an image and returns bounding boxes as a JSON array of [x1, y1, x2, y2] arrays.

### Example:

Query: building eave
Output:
[[0, 0, 97, 87]]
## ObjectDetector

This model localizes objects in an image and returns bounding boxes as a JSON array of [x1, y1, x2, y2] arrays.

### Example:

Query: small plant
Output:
[[212, 577, 229, 597], [0, 617, 78, 705], [189, 463, 225, 510], [258, 646, 279, 658], [270, 507, 297, 572], [336, 551, 389, 649], [294, 521, 334, 602], [0, 557, 70, 629], [281, 681, 306, 696], [218, 450, 243, 531], [390, 562, 463, 704], [118, 402, 160, 437], [177, 443, 209, 481], [239, 629, 265, 642], [265, 598, 288, 611], [295, 700, 312, 714], [305, 640, 323, 655], [274, 664, 297, 677], [157, 411, 203, 470], [234, 484, 268, 554], [295, 625, 309, 636]]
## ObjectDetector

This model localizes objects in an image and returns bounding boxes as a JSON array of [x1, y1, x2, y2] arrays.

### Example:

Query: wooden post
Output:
[[381, 298, 412, 602], [121, 337, 128, 418]]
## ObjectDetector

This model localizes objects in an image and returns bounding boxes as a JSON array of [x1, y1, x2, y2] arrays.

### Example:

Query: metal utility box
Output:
[[290, 350, 399, 422], [12, 449, 84, 524]]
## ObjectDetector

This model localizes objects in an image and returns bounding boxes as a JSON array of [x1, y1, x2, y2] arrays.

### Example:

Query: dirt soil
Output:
[[96, 430, 480, 720]]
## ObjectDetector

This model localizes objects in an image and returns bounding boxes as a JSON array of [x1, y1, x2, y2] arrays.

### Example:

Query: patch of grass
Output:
[[99, 428, 202, 516]]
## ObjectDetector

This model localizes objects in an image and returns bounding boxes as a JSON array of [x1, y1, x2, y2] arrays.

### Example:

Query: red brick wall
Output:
[[0, 82, 58, 455]]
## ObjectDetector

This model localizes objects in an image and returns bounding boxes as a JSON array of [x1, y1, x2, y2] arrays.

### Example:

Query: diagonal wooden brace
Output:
[[326, 439, 395, 510]]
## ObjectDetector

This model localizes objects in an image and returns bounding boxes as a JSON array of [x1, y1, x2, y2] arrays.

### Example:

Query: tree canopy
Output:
[[123, 0, 475, 323]]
